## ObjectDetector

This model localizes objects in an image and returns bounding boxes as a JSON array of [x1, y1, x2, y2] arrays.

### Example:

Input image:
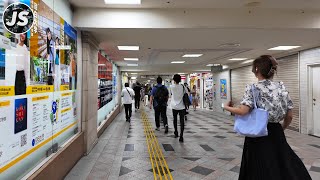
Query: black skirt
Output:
[[15, 70, 26, 95], [239, 123, 311, 180]]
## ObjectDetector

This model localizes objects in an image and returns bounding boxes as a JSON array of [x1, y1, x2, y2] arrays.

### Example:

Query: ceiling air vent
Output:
[[218, 43, 241, 48], [244, 0, 262, 7]]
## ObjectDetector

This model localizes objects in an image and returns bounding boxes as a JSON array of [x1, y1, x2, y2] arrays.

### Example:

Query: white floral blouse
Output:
[[240, 79, 294, 123]]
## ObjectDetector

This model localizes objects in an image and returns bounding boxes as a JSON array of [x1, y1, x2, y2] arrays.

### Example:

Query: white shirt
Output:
[[121, 87, 135, 104], [169, 84, 186, 110]]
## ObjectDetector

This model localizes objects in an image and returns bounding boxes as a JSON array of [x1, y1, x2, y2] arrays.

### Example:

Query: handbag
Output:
[[234, 85, 269, 137], [181, 85, 191, 109]]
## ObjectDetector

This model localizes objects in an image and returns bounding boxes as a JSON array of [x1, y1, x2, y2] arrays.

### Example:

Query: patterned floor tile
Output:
[[190, 166, 215, 176], [119, 166, 134, 176]]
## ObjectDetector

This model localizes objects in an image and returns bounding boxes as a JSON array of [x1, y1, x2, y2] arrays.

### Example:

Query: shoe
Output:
[[174, 131, 178, 138], [155, 127, 160, 131], [179, 137, 184, 142], [126, 119, 129, 122], [165, 126, 168, 134], [185, 116, 187, 121]]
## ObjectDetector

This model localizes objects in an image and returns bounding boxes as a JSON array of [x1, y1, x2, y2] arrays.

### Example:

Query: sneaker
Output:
[[165, 126, 168, 134], [155, 127, 160, 131], [179, 137, 184, 142]]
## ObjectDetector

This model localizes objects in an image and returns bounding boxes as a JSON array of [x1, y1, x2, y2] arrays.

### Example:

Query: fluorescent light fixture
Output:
[[104, 0, 141, 5], [242, 59, 254, 64], [150, 77, 155, 80], [131, 77, 137, 79], [223, 65, 229, 69], [194, 70, 210, 72], [214, 64, 221, 66], [268, 46, 300, 50], [171, 61, 185, 64], [124, 58, 139, 61], [229, 58, 248, 61], [207, 64, 214, 67], [182, 54, 203, 58], [98, 64, 106, 66], [178, 73, 185, 75], [130, 73, 138, 74], [127, 63, 138, 66], [118, 46, 139, 51]]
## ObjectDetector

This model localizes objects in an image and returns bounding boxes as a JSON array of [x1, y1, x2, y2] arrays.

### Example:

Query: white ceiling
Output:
[[87, 28, 320, 74], [70, 0, 320, 9], [70, 0, 320, 75]]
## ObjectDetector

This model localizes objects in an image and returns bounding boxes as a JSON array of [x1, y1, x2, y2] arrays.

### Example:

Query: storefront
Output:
[[0, 0, 81, 179], [203, 73, 214, 110]]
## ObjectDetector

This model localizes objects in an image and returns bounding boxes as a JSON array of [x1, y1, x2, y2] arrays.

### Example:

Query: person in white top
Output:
[[169, 74, 187, 142], [15, 33, 30, 95], [121, 83, 135, 122]]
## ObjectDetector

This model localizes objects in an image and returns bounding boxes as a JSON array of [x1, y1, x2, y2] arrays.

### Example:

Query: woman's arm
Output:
[[282, 110, 293, 130], [223, 101, 251, 116]]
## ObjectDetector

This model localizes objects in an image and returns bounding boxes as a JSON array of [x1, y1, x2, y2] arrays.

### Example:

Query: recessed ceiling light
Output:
[[268, 46, 301, 50], [124, 58, 139, 61], [104, 0, 141, 5], [127, 63, 138, 66], [182, 54, 203, 58], [171, 61, 185, 64], [229, 58, 248, 61], [118, 46, 139, 51]]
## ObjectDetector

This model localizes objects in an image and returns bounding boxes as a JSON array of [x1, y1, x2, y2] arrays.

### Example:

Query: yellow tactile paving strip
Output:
[[141, 110, 173, 180]]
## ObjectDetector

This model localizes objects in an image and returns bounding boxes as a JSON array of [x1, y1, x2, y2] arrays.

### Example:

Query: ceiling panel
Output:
[[70, 0, 320, 9]]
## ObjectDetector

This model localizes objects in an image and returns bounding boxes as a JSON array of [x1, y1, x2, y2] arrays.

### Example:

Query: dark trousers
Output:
[[173, 109, 185, 137], [135, 96, 140, 109], [124, 104, 132, 120], [154, 105, 168, 128]]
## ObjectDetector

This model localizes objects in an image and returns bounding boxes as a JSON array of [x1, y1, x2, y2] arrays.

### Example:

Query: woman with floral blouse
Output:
[[223, 55, 311, 180]]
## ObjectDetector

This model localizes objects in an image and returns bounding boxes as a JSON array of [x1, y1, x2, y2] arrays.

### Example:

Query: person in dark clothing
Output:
[[133, 82, 142, 111], [150, 77, 169, 133]]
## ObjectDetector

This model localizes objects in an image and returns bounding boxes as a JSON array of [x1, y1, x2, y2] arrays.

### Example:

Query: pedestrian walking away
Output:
[[170, 74, 187, 143], [150, 77, 169, 133], [133, 82, 142, 111], [223, 55, 311, 180], [121, 83, 135, 123]]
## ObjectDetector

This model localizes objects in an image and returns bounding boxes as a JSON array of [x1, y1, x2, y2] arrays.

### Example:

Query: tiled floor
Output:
[[65, 107, 320, 180]]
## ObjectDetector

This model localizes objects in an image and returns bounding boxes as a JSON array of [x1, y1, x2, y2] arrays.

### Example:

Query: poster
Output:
[[98, 52, 113, 109], [0, 0, 78, 179], [220, 79, 227, 99]]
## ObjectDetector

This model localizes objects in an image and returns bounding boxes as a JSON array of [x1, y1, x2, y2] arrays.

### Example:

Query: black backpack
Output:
[[154, 85, 167, 106]]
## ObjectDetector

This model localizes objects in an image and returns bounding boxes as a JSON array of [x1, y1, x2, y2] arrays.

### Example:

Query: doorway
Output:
[[311, 66, 320, 136]]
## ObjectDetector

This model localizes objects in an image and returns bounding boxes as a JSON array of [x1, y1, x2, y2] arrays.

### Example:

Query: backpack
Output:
[[154, 85, 167, 106]]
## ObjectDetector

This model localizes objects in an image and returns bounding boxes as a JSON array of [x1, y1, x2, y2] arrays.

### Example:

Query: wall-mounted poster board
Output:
[[0, 0, 79, 179], [220, 79, 227, 99]]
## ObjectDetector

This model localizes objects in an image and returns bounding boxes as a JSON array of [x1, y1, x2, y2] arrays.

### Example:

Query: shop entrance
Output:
[[312, 66, 320, 137]]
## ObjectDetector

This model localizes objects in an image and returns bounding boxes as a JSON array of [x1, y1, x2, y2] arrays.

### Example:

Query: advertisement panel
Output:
[[0, 0, 79, 179]]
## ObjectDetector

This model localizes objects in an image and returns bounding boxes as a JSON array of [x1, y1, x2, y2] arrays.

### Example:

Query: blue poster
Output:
[[220, 79, 227, 99], [14, 98, 28, 134]]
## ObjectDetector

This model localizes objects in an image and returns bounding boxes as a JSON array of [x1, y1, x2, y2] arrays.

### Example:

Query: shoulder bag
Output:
[[126, 88, 133, 100], [181, 85, 191, 109], [234, 85, 269, 137]]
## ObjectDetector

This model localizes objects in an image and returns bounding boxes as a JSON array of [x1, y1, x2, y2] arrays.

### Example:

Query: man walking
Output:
[[133, 82, 142, 111], [150, 77, 169, 133], [121, 83, 135, 122]]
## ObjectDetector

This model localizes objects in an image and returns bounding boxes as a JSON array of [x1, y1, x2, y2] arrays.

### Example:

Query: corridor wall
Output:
[[211, 70, 231, 115], [0, 0, 82, 179]]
